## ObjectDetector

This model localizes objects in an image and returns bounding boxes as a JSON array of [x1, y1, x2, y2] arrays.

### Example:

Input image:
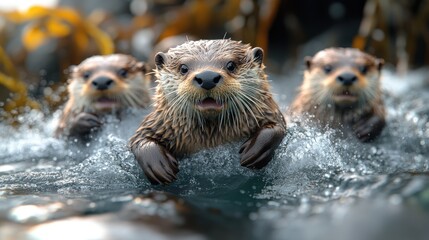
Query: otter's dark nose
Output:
[[194, 71, 222, 90], [336, 73, 357, 86], [91, 77, 114, 90]]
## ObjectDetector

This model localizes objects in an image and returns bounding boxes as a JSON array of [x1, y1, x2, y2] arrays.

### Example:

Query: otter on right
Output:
[[289, 47, 386, 142], [129, 39, 287, 185]]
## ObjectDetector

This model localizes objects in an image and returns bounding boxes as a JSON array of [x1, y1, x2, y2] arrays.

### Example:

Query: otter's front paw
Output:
[[133, 141, 179, 185], [353, 115, 385, 142], [69, 112, 102, 137], [239, 125, 285, 169]]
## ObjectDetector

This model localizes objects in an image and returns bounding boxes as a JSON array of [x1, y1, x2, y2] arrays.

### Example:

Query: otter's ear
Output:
[[304, 56, 312, 69], [67, 65, 78, 80], [68, 65, 77, 74], [376, 58, 384, 71], [154, 52, 167, 69], [66, 66, 77, 83], [136, 61, 150, 74], [251, 47, 264, 65]]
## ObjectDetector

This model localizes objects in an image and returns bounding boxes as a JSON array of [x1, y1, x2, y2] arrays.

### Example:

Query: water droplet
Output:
[[389, 194, 402, 205], [267, 201, 280, 207], [324, 190, 331, 197], [249, 212, 258, 221]]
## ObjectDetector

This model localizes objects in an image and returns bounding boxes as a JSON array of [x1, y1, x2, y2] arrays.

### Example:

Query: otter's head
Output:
[[154, 39, 267, 122], [302, 48, 384, 110], [67, 54, 150, 113]]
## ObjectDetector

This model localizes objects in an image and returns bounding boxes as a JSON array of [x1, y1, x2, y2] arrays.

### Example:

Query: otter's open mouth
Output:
[[333, 90, 358, 103], [94, 97, 120, 110], [196, 97, 223, 111]]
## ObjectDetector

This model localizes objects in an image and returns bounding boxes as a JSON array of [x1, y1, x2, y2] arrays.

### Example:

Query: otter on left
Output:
[[55, 54, 151, 141]]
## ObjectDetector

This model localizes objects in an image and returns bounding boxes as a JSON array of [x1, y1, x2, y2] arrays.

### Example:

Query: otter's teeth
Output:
[[196, 97, 223, 111], [94, 97, 119, 110]]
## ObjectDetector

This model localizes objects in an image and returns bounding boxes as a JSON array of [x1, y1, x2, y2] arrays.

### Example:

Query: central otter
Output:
[[55, 54, 151, 140], [289, 47, 386, 142], [129, 39, 287, 185]]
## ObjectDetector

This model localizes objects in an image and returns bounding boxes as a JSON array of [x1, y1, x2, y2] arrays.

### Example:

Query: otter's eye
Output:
[[323, 65, 333, 74], [179, 64, 189, 75], [117, 68, 128, 78], [226, 61, 236, 72], [359, 65, 368, 74], [82, 71, 91, 80]]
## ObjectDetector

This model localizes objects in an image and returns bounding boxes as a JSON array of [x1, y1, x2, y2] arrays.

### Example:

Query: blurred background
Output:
[[0, 0, 428, 122]]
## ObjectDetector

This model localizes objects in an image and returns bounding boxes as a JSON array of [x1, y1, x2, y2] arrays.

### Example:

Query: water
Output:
[[1, 67, 429, 240]]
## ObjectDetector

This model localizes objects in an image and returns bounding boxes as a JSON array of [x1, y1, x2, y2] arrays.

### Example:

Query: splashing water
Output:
[[1, 68, 429, 240]]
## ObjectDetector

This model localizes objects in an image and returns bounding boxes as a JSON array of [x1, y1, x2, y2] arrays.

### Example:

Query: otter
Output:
[[289, 47, 386, 142], [129, 39, 287, 185], [55, 54, 151, 140]]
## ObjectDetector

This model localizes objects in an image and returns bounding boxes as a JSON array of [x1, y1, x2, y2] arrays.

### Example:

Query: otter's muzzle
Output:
[[193, 71, 222, 90], [91, 76, 114, 90]]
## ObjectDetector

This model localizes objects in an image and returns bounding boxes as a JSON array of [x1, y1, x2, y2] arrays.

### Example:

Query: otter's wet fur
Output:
[[129, 39, 287, 184], [289, 47, 386, 142], [55, 54, 151, 140]]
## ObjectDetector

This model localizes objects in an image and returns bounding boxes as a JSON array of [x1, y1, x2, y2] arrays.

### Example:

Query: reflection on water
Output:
[[0, 68, 429, 240]]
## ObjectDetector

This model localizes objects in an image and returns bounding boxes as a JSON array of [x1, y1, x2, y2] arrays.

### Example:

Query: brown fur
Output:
[[130, 39, 286, 155], [55, 54, 151, 138], [128, 39, 286, 184], [289, 47, 386, 141]]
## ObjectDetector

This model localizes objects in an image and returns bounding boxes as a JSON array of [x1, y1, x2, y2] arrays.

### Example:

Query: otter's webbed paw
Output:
[[353, 115, 385, 142], [239, 125, 285, 169], [133, 141, 179, 185], [69, 112, 102, 137]]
